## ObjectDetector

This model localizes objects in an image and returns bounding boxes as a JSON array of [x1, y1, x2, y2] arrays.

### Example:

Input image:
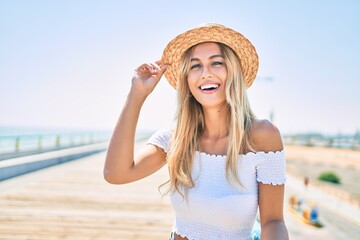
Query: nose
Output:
[[201, 66, 213, 79]]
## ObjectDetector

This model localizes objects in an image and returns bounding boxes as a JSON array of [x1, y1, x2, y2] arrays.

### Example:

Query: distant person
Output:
[[104, 23, 288, 240], [304, 176, 309, 187]]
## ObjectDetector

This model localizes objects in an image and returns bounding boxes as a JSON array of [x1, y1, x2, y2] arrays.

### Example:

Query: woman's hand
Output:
[[131, 60, 168, 98]]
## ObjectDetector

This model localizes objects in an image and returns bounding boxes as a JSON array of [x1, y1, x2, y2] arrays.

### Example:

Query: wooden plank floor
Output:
[[1, 143, 359, 239], [0, 142, 173, 240]]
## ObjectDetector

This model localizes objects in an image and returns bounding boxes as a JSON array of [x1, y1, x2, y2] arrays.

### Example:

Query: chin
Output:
[[197, 100, 228, 110]]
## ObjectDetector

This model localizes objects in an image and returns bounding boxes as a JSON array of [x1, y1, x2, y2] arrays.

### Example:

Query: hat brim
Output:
[[161, 23, 259, 89]]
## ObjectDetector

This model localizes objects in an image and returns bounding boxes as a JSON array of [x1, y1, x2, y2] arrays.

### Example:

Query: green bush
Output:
[[318, 171, 341, 184]]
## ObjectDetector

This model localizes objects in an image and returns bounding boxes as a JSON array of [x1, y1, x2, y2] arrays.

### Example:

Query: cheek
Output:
[[187, 71, 197, 82], [187, 74, 197, 91], [215, 68, 227, 80]]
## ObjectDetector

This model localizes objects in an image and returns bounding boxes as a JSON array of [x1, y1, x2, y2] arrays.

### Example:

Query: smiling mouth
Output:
[[199, 83, 220, 91]]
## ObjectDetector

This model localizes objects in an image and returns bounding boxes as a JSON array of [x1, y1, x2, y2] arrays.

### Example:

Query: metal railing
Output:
[[0, 132, 111, 155], [283, 133, 360, 150]]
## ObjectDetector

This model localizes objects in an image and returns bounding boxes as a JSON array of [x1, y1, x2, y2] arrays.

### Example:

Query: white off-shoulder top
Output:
[[147, 129, 286, 240]]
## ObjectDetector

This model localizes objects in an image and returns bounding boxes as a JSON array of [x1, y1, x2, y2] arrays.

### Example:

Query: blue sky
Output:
[[0, 0, 359, 134]]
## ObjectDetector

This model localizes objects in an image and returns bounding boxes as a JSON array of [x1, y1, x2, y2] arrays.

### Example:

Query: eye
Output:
[[212, 61, 223, 66], [190, 64, 201, 70]]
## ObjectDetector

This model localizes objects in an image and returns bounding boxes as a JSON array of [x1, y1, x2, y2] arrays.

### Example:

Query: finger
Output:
[[153, 64, 169, 81], [155, 60, 170, 69], [136, 64, 148, 72], [145, 62, 162, 74], [155, 60, 164, 67], [137, 61, 168, 77], [159, 63, 169, 74], [137, 63, 154, 75], [149, 62, 161, 73]]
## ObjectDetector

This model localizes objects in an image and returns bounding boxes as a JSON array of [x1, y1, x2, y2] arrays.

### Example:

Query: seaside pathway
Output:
[[0, 141, 358, 239], [0, 142, 172, 239]]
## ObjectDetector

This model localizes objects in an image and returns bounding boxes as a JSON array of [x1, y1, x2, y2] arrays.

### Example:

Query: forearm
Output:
[[261, 220, 289, 240], [104, 88, 146, 183]]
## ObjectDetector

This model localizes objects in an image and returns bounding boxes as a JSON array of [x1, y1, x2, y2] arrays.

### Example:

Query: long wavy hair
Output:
[[162, 42, 256, 196]]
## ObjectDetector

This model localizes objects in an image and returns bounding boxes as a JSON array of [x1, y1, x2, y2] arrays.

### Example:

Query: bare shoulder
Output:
[[250, 119, 283, 152]]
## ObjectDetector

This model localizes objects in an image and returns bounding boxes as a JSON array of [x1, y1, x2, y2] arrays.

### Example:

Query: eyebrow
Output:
[[190, 54, 224, 62]]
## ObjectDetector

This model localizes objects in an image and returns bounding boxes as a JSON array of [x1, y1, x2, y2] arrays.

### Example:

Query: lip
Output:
[[198, 81, 220, 94]]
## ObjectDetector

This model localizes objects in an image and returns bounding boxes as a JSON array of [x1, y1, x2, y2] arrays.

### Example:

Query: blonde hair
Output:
[[162, 42, 256, 196]]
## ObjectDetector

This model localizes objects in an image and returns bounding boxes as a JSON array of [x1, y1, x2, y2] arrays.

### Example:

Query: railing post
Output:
[[15, 137, 20, 152], [56, 135, 61, 148], [38, 136, 42, 150]]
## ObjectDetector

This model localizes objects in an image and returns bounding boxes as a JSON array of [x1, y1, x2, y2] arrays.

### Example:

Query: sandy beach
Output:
[[285, 144, 360, 204]]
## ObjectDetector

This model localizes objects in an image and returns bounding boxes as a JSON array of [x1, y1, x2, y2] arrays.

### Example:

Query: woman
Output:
[[104, 23, 289, 240]]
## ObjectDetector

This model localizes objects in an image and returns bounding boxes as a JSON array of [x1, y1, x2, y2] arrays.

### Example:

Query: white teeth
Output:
[[200, 84, 219, 90]]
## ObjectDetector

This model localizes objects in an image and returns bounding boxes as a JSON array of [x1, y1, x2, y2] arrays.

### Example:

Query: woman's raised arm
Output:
[[103, 61, 168, 184]]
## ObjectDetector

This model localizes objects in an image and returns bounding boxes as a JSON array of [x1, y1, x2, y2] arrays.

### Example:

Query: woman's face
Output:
[[187, 42, 227, 109]]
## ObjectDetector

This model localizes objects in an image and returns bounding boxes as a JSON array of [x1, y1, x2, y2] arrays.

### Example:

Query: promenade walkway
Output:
[[285, 175, 359, 239], [0, 142, 172, 240], [0, 141, 358, 239]]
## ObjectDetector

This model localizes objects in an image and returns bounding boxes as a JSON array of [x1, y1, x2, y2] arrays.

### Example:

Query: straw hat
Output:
[[162, 23, 259, 89]]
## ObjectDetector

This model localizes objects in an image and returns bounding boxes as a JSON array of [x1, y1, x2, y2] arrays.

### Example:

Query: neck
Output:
[[202, 104, 229, 139]]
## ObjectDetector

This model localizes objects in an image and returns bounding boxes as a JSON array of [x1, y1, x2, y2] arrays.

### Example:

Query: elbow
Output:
[[104, 154, 133, 184], [103, 171, 117, 184], [261, 220, 289, 240], [103, 169, 130, 185]]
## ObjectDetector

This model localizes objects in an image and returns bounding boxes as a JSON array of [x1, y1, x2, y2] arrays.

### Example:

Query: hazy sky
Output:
[[1, 0, 359, 134]]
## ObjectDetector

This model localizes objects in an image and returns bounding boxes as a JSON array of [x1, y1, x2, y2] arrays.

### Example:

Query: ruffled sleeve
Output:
[[146, 128, 172, 153], [255, 150, 286, 185]]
